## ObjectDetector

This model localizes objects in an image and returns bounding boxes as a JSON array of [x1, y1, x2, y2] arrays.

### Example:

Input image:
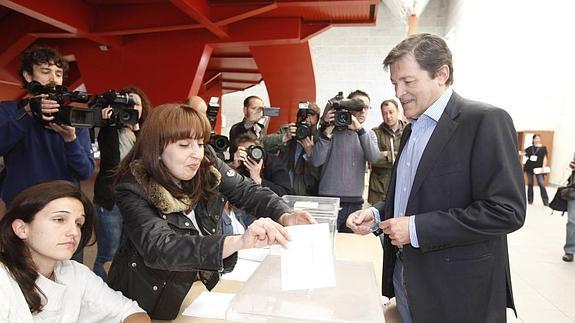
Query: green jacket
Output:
[[368, 120, 405, 205], [260, 125, 289, 155]]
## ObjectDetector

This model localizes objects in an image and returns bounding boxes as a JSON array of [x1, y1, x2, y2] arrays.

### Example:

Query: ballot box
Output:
[[225, 255, 385, 323], [281, 195, 339, 249]]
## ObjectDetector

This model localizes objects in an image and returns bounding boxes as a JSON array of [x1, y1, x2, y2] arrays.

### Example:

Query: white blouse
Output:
[[0, 260, 145, 322]]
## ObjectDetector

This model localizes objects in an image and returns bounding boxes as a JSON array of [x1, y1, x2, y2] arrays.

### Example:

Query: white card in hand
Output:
[[281, 223, 336, 291]]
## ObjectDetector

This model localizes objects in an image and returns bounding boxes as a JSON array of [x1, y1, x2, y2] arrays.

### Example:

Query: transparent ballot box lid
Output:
[[225, 255, 385, 323], [282, 195, 339, 246]]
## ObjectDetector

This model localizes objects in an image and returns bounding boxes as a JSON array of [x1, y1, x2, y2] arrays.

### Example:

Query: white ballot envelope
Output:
[[182, 291, 235, 319], [280, 223, 336, 291]]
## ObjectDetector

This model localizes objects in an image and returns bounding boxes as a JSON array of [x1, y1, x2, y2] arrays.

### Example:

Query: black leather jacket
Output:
[[107, 151, 290, 320]]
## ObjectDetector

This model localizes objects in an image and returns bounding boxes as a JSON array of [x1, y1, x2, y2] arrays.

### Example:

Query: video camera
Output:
[[26, 81, 138, 128], [206, 97, 230, 153], [325, 91, 366, 129], [295, 101, 313, 140]]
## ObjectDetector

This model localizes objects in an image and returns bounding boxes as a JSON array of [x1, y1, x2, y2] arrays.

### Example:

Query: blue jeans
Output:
[[565, 200, 575, 254], [337, 202, 362, 233], [393, 257, 413, 323], [93, 204, 122, 281], [526, 172, 549, 204], [219, 209, 248, 235]]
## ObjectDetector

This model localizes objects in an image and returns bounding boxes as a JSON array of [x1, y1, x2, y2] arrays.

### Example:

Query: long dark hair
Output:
[[0, 181, 95, 313], [116, 103, 216, 206]]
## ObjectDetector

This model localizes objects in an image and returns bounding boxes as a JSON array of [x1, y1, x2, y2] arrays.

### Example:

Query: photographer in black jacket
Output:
[[92, 86, 151, 281], [229, 133, 292, 197], [224, 133, 292, 230]]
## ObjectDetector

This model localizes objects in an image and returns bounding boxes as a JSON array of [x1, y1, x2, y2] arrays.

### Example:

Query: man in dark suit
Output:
[[347, 33, 526, 323]]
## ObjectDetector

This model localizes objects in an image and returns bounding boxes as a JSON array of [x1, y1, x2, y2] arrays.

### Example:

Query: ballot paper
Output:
[[220, 258, 261, 282], [221, 247, 271, 282], [182, 291, 235, 319], [281, 222, 336, 291], [237, 247, 270, 262]]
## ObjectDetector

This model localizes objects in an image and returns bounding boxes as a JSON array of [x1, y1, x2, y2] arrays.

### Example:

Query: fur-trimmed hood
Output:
[[129, 160, 221, 214]]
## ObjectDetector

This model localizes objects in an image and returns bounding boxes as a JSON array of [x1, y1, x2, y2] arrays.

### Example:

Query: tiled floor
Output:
[[506, 187, 575, 323]]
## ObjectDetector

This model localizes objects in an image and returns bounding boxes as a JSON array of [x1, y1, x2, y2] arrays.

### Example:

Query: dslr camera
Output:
[[294, 101, 313, 140], [238, 144, 265, 177], [325, 91, 366, 130], [26, 81, 138, 128], [205, 97, 230, 153], [246, 144, 265, 163]]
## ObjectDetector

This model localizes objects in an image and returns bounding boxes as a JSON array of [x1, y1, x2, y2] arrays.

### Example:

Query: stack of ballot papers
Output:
[[220, 247, 271, 282]]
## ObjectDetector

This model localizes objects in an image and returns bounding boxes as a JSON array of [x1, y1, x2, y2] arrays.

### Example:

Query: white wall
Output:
[[446, 0, 575, 184]]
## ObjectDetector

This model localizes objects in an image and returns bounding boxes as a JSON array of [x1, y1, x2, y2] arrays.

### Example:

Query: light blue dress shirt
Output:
[[372, 88, 453, 248]]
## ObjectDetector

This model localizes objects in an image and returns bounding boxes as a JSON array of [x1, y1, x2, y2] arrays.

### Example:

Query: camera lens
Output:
[[120, 110, 131, 121], [295, 123, 311, 140], [335, 110, 351, 126], [247, 145, 265, 162], [211, 135, 229, 153]]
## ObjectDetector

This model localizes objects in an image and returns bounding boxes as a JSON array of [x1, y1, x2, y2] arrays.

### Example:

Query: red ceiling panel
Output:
[[260, 4, 372, 22], [0, 0, 378, 120], [208, 57, 257, 70], [221, 72, 261, 82], [212, 45, 251, 56]]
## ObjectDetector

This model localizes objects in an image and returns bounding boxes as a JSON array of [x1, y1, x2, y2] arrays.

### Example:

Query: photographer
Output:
[[92, 86, 150, 280], [311, 90, 379, 233], [261, 101, 321, 196], [229, 133, 291, 197], [228, 95, 266, 144], [225, 134, 291, 230], [0, 47, 94, 207]]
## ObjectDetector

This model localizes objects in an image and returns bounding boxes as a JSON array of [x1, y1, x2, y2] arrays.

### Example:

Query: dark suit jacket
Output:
[[377, 91, 526, 323]]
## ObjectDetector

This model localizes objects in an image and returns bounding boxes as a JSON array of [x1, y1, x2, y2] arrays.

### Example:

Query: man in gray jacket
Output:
[[312, 90, 380, 232]]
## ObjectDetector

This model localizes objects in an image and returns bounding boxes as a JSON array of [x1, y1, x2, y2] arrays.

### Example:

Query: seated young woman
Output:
[[0, 180, 150, 322]]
